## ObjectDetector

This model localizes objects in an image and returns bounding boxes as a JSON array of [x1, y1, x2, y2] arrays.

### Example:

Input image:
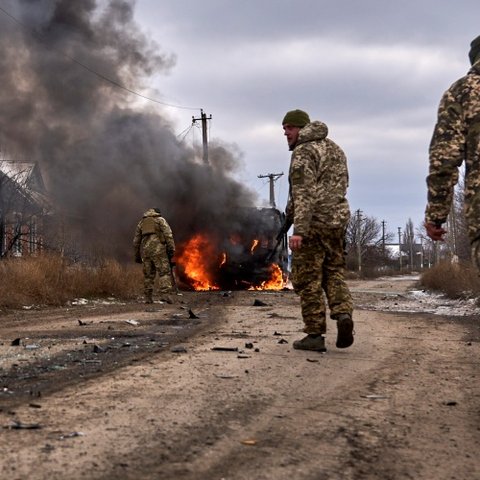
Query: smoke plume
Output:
[[0, 0, 259, 260]]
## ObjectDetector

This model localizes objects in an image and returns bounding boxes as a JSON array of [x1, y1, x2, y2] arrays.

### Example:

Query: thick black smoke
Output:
[[0, 0, 259, 260]]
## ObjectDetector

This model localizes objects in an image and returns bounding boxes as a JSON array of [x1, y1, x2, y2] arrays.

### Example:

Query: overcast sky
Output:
[[133, 0, 478, 238]]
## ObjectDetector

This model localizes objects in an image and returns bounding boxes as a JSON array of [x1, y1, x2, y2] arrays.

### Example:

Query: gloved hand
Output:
[[425, 222, 447, 241]]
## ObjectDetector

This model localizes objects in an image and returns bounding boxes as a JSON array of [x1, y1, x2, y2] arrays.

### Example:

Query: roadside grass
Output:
[[419, 260, 480, 300], [0, 254, 143, 308]]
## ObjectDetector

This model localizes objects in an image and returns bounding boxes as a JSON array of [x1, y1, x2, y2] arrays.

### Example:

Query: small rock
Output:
[[171, 345, 187, 353]]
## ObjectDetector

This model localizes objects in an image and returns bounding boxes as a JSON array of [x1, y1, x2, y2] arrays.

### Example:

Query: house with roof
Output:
[[0, 161, 52, 257]]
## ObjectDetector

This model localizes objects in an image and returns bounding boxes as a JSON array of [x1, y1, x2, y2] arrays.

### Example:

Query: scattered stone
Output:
[[171, 345, 187, 353], [245, 343, 254, 349], [93, 344, 105, 353], [59, 431, 85, 439], [278, 338, 288, 344], [11, 338, 21, 346], [211, 346, 238, 352], [188, 309, 199, 319], [253, 299, 268, 307]]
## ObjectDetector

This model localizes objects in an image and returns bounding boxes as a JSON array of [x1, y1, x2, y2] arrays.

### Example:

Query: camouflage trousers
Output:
[[291, 227, 353, 335], [142, 252, 172, 295]]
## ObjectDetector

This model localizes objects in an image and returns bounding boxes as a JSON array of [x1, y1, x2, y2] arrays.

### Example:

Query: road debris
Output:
[[361, 394, 388, 400], [171, 345, 187, 353], [59, 431, 85, 440], [5, 420, 42, 430], [253, 299, 268, 306]]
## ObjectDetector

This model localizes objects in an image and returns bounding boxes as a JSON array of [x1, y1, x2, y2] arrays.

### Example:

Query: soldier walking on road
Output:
[[425, 35, 480, 269], [133, 208, 176, 304], [282, 109, 354, 352]]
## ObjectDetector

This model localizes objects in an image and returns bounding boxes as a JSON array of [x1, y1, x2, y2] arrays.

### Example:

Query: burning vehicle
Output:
[[175, 207, 289, 291]]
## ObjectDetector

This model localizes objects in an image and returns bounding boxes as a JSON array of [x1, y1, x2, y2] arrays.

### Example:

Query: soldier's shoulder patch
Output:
[[290, 166, 305, 185]]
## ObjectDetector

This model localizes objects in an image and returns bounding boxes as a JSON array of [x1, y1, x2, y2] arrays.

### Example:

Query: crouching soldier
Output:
[[133, 208, 176, 303]]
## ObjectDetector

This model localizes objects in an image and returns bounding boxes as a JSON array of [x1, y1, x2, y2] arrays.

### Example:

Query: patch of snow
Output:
[[359, 288, 479, 317]]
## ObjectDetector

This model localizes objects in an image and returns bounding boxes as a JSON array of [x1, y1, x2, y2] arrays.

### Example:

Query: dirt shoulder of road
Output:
[[1, 276, 479, 480]]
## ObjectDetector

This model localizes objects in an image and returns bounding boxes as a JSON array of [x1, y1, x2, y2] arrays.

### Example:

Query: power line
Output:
[[0, 5, 200, 111]]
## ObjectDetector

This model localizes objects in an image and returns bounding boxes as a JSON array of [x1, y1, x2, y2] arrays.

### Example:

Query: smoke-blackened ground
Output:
[[0, 0, 260, 260]]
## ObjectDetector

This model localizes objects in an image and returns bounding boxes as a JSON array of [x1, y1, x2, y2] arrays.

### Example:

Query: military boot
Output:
[[336, 314, 354, 348], [145, 291, 153, 304], [159, 291, 173, 304], [293, 334, 326, 352]]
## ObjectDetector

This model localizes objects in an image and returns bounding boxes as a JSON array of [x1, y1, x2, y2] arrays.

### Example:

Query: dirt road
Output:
[[1, 276, 479, 480]]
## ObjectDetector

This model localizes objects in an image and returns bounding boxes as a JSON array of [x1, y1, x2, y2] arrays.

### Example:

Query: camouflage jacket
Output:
[[425, 60, 480, 240], [286, 121, 350, 237], [133, 209, 175, 257]]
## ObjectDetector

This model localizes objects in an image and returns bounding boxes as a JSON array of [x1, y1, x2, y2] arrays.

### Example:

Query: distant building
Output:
[[0, 161, 51, 257]]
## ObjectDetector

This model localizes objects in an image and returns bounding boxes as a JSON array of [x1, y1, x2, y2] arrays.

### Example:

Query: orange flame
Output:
[[220, 252, 227, 266], [177, 234, 220, 291], [250, 239, 259, 254], [248, 263, 285, 291]]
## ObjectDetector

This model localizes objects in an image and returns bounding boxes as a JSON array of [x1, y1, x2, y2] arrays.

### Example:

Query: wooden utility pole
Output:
[[381, 220, 386, 257], [192, 109, 212, 164], [257, 172, 283, 207], [398, 227, 402, 271]]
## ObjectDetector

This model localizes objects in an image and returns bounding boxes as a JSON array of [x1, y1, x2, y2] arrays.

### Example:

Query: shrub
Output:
[[420, 260, 480, 299], [0, 254, 143, 308]]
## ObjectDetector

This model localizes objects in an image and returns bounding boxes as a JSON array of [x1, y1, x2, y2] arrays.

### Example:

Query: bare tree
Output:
[[346, 212, 395, 272], [403, 218, 415, 270], [0, 159, 51, 258], [446, 171, 470, 261]]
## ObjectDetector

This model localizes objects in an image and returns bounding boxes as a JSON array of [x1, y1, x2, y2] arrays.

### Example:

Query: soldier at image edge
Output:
[[282, 109, 354, 352], [133, 208, 176, 303], [425, 34, 480, 270]]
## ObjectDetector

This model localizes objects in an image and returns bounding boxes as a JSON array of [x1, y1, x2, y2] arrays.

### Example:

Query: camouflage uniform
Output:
[[425, 57, 480, 268], [286, 121, 353, 335], [133, 209, 175, 301]]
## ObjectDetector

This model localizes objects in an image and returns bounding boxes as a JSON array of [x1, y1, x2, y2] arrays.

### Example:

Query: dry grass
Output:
[[0, 254, 143, 308], [420, 260, 480, 300]]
